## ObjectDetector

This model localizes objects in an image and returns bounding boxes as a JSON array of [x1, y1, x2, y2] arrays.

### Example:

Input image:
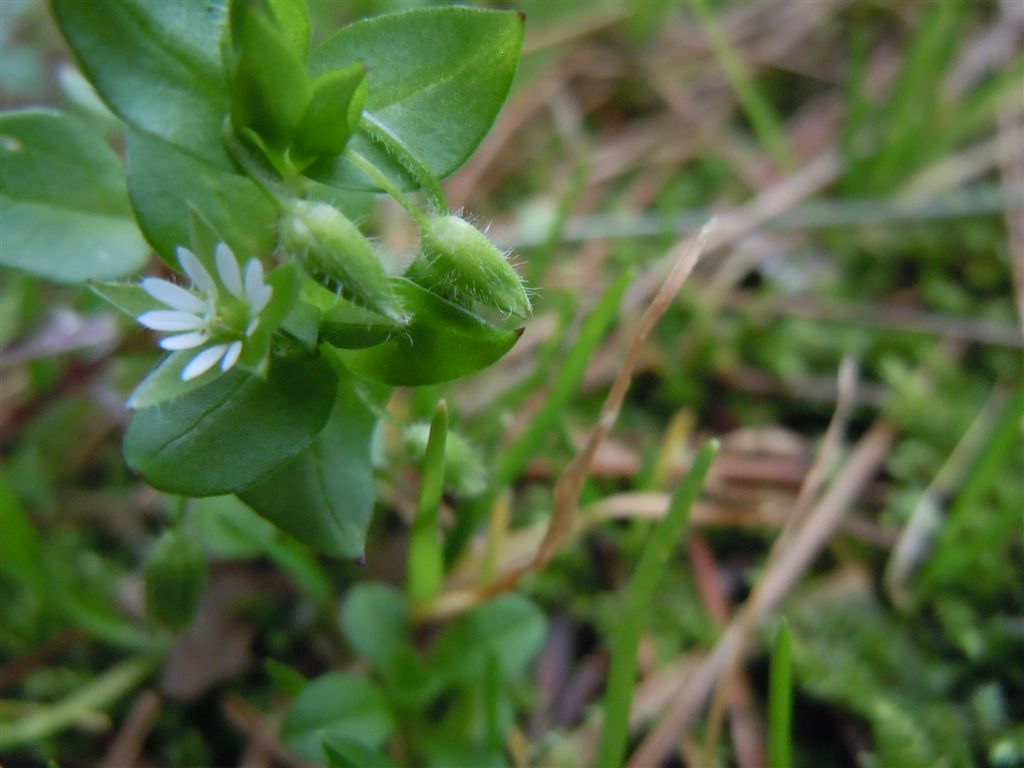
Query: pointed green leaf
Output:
[[324, 737, 400, 768], [230, 7, 310, 149], [291, 63, 366, 166], [308, 7, 523, 190], [90, 281, 164, 319], [127, 130, 278, 265], [239, 372, 377, 558], [336, 279, 521, 386], [0, 110, 147, 282], [52, 0, 232, 168], [124, 355, 336, 496]]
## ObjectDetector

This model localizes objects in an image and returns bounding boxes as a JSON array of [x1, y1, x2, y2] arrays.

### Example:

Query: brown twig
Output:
[[100, 689, 160, 768]]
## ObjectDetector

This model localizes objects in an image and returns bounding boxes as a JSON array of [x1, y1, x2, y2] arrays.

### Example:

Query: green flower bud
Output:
[[281, 200, 405, 323], [143, 529, 206, 631], [408, 215, 531, 318]]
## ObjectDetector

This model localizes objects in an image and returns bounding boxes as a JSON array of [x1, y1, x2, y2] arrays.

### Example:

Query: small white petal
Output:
[[244, 259, 265, 304], [142, 278, 207, 314], [220, 341, 243, 371], [216, 243, 244, 299], [251, 285, 273, 314], [138, 310, 205, 332], [177, 247, 216, 296], [159, 331, 208, 350], [181, 344, 229, 381], [245, 318, 259, 336]]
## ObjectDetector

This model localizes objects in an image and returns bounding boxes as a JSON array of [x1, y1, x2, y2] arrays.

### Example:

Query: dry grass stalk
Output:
[[419, 220, 717, 620], [628, 419, 895, 767]]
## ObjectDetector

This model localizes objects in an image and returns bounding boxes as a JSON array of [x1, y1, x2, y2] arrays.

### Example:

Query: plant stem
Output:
[[347, 149, 430, 227], [359, 113, 448, 213], [0, 654, 160, 750], [407, 400, 448, 606]]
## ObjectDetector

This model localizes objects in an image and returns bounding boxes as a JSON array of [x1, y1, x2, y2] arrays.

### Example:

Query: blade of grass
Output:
[[596, 440, 718, 768], [768, 619, 793, 768], [407, 400, 448, 607], [687, 0, 796, 172]]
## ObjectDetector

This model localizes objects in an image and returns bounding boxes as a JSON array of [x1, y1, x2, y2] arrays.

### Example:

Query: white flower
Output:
[[137, 243, 273, 381]]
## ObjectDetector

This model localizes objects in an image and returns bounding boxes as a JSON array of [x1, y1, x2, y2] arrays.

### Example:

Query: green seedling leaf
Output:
[[308, 7, 523, 191], [52, 0, 232, 168], [337, 279, 521, 386], [281, 673, 394, 763], [143, 528, 207, 631], [0, 110, 147, 282], [325, 737, 400, 768], [291, 63, 366, 167], [239, 372, 377, 558], [339, 583, 409, 677], [127, 130, 278, 265], [430, 594, 546, 685], [230, 6, 310, 150], [125, 355, 336, 496]]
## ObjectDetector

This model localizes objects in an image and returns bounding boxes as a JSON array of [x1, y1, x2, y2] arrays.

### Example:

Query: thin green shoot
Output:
[[407, 400, 449, 606], [769, 619, 793, 768], [595, 440, 718, 768]]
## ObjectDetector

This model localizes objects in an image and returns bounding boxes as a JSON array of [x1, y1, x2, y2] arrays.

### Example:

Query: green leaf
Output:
[[0, 110, 147, 282], [228, 0, 309, 64], [239, 371, 378, 558], [230, 6, 310, 150], [324, 737, 400, 768], [337, 279, 521, 386], [128, 351, 225, 410], [52, 0, 232, 168], [265, 658, 307, 698], [291, 63, 366, 166], [90, 281, 164, 319], [281, 673, 394, 763], [124, 355, 336, 496], [430, 594, 546, 685], [301, 276, 402, 349], [308, 6, 523, 190], [339, 583, 409, 677], [235, 261, 301, 375], [0, 468, 49, 596], [126, 130, 278, 265]]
